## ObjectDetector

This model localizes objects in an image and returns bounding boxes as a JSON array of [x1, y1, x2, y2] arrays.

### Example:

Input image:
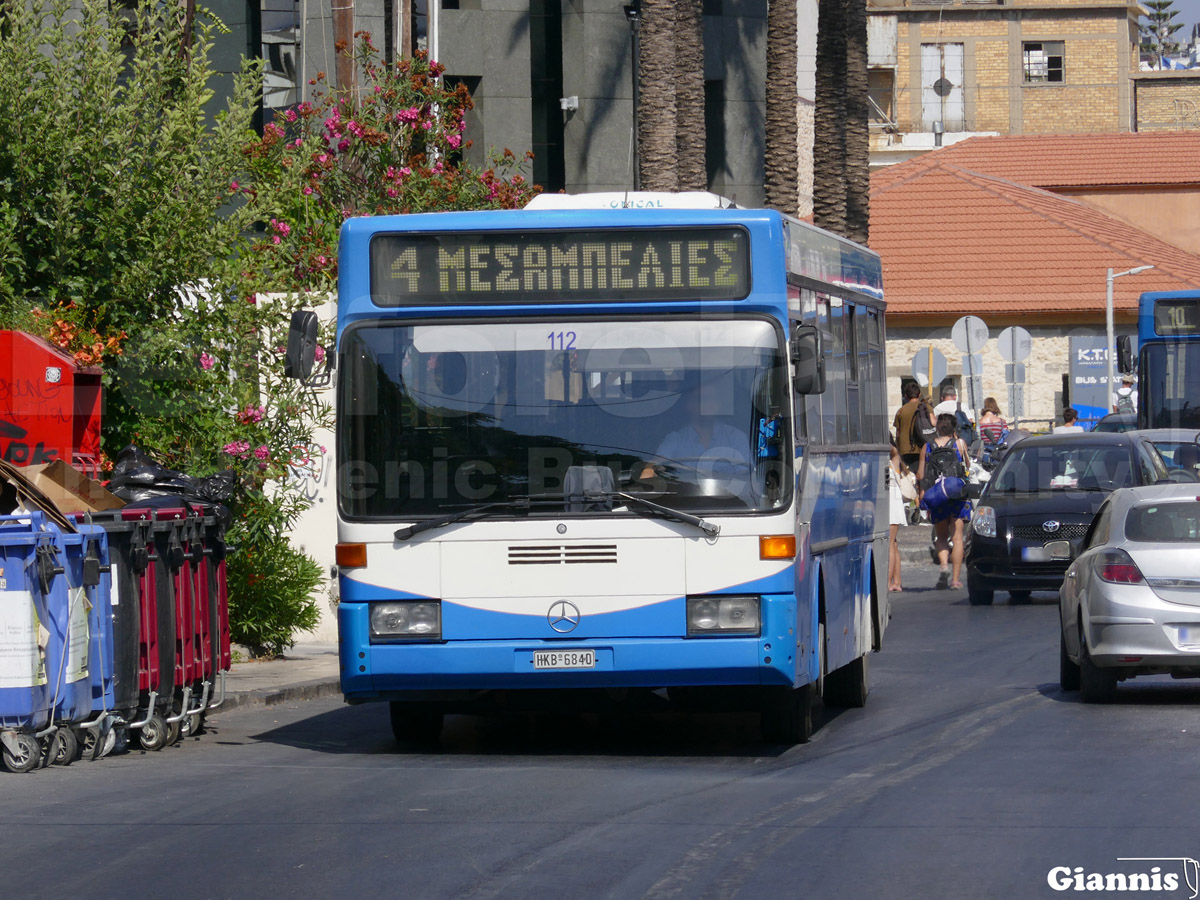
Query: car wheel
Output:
[[967, 577, 993, 606], [1008, 590, 1032, 604], [1078, 633, 1117, 704], [1059, 628, 1080, 692]]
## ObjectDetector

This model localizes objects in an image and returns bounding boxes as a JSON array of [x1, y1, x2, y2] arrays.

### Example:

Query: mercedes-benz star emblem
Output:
[[1043, 520, 1062, 533], [547, 600, 581, 633]]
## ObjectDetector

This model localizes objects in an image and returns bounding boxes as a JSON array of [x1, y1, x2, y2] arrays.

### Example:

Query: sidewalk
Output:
[[212, 642, 341, 714]]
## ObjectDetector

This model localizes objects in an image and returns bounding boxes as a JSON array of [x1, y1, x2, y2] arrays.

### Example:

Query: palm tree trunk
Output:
[[764, 0, 799, 216], [675, 0, 706, 191], [638, 0, 677, 191], [844, 0, 870, 243], [813, 0, 848, 235]]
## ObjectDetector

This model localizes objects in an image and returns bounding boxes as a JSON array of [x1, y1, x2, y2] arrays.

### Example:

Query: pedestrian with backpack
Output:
[[918, 413, 972, 589], [1112, 374, 1138, 414], [892, 382, 936, 471]]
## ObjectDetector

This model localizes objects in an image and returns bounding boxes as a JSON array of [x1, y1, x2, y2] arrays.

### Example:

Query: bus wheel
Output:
[[390, 703, 444, 745], [824, 653, 869, 708], [760, 684, 813, 745]]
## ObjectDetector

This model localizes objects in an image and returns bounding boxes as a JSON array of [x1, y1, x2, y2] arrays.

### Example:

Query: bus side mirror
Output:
[[791, 323, 825, 395], [1116, 335, 1134, 375], [284, 309, 319, 379]]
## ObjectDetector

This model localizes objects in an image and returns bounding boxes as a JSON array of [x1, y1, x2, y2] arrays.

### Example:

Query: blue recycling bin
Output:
[[0, 513, 60, 771], [53, 522, 116, 759]]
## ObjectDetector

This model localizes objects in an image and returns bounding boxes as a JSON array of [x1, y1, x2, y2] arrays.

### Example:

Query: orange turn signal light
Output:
[[759, 535, 796, 560], [336, 542, 367, 568]]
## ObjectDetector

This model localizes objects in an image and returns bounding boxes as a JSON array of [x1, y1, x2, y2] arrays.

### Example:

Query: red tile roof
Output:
[[872, 132, 1200, 190], [869, 162, 1200, 316]]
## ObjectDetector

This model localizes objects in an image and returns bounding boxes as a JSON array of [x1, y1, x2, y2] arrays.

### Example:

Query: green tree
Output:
[[1141, 0, 1184, 62]]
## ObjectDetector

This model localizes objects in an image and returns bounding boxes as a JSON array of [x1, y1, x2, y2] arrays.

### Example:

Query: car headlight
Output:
[[370, 600, 441, 641], [973, 505, 997, 538], [687, 595, 760, 636]]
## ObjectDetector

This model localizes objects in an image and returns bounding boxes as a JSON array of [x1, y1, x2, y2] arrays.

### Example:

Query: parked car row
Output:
[[962, 428, 1200, 703]]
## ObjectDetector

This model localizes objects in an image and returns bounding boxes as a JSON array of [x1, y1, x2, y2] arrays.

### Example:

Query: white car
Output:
[[1060, 483, 1200, 702]]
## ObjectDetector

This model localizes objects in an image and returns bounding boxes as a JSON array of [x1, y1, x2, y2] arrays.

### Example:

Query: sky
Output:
[[1157, 0, 1200, 42]]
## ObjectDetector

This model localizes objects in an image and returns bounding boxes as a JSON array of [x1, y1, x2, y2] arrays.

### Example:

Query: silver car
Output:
[[1060, 483, 1200, 702]]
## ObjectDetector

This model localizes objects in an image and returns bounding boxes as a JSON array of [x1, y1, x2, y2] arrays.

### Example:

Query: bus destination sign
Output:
[[1154, 298, 1200, 336], [369, 227, 751, 306]]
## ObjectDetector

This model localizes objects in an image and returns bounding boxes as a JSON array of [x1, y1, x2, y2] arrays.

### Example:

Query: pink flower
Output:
[[237, 404, 265, 424], [223, 440, 250, 458], [293, 138, 303, 148], [314, 345, 326, 362], [386, 187, 398, 198], [347, 120, 364, 137], [272, 235, 281, 244], [229, 181, 239, 192], [199, 352, 215, 371], [398, 107, 420, 123], [317, 255, 328, 267], [447, 134, 461, 149], [303, 186, 314, 195], [337, 139, 350, 152], [421, 120, 432, 131], [317, 153, 329, 165], [284, 109, 298, 123], [254, 445, 270, 461], [400, 166, 411, 177]]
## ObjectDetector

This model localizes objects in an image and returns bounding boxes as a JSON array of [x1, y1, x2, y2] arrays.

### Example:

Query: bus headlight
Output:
[[973, 506, 997, 538], [370, 600, 442, 641], [687, 595, 760, 636]]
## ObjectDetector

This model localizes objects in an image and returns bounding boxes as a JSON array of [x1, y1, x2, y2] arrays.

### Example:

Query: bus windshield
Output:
[[339, 318, 791, 518], [1143, 342, 1200, 429]]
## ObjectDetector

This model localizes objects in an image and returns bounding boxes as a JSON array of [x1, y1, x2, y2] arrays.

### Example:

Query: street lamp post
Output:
[[623, 2, 641, 190], [1106, 265, 1154, 410]]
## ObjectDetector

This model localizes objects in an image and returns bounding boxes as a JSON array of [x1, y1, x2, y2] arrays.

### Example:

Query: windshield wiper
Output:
[[612, 491, 721, 537], [394, 499, 532, 541]]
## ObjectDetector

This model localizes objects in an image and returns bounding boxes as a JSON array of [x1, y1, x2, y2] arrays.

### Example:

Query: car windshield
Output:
[[1125, 501, 1200, 542], [1151, 440, 1200, 474], [338, 318, 791, 518], [990, 445, 1134, 493]]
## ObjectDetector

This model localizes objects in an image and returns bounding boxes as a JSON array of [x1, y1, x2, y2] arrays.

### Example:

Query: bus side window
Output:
[[863, 308, 885, 442], [791, 316, 809, 444], [828, 296, 848, 445], [845, 305, 861, 443]]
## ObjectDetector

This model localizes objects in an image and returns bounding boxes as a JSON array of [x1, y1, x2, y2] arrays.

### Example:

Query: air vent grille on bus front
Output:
[[507, 545, 619, 565]]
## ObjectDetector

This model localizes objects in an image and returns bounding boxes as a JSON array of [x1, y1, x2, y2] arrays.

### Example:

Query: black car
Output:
[[1091, 412, 1136, 433], [964, 432, 1170, 605]]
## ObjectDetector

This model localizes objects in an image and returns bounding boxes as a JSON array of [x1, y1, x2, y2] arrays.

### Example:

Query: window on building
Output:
[[868, 69, 895, 129], [1023, 41, 1064, 83]]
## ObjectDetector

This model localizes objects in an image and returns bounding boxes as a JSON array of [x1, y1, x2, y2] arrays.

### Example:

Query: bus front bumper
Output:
[[338, 600, 802, 699]]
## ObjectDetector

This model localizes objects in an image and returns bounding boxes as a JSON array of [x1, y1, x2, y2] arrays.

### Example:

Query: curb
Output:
[[209, 676, 343, 714]]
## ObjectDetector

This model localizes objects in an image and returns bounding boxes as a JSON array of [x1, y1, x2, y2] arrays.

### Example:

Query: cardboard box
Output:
[[19, 459, 123, 514]]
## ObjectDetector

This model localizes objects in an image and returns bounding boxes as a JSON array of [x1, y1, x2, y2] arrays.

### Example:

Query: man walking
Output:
[[933, 385, 959, 418], [893, 382, 929, 471], [1053, 408, 1084, 433]]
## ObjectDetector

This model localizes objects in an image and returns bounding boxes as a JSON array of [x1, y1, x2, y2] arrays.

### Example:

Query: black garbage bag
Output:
[[108, 444, 236, 518]]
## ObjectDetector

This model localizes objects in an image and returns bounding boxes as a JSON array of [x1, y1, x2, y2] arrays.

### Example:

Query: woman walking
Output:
[[918, 413, 972, 589], [888, 441, 914, 592], [977, 397, 1007, 446]]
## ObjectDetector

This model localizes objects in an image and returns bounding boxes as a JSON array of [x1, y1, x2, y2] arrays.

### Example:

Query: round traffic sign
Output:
[[997, 326, 1032, 363], [951, 316, 989, 354]]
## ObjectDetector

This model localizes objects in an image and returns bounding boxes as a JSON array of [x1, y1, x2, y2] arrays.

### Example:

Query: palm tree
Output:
[[811, 0, 870, 244], [638, 0, 678, 191], [675, 0, 706, 191], [764, 0, 799, 216]]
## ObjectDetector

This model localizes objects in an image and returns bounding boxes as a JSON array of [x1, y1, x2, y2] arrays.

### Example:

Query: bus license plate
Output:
[[533, 650, 595, 670]]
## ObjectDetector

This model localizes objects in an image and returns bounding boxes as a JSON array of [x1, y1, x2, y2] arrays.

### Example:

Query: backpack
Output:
[[921, 440, 966, 491], [911, 402, 937, 448], [955, 408, 977, 447], [1114, 387, 1135, 413]]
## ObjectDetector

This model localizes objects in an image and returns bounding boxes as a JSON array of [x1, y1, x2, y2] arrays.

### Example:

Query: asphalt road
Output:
[[6, 569, 1200, 900]]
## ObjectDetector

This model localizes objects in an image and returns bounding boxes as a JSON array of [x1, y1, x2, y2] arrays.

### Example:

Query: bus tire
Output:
[[390, 702, 444, 745], [760, 684, 813, 745], [824, 653, 869, 708]]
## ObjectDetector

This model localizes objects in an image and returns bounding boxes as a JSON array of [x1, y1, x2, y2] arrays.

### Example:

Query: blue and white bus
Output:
[[1132, 290, 1200, 429], [286, 192, 890, 744]]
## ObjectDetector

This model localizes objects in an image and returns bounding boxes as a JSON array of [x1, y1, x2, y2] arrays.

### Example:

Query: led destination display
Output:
[[369, 228, 751, 306]]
